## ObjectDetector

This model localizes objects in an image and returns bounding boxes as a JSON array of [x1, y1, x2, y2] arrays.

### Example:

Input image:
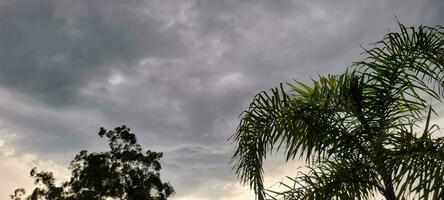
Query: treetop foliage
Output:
[[11, 125, 174, 200]]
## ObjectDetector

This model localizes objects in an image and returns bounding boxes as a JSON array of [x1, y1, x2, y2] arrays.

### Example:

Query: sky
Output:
[[0, 0, 443, 199]]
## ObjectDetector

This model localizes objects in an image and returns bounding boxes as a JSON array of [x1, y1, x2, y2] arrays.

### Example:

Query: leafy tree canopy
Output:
[[231, 23, 444, 200], [11, 125, 174, 200]]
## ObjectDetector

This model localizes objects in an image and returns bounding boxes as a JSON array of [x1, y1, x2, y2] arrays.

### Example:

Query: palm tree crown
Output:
[[231, 23, 444, 200]]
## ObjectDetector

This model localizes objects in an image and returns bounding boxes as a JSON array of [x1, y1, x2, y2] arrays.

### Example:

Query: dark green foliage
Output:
[[11, 125, 174, 200], [231, 23, 444, 200]]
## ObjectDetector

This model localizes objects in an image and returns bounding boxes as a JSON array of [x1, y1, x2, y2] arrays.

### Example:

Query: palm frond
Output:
[[231, 23, 444, 200], [266, 159, 380, 200], [231, 74, 371, 199], [355, 23, 444, 124], [388, 110, 444, 199]]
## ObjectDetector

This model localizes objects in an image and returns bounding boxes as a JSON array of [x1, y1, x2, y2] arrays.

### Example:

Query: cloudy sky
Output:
[[0, 0, 443, 199]]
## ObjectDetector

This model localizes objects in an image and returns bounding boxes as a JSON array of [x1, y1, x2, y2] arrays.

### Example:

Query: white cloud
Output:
[[0, 130, 69, 198], [108, 73, 126, 86], [214, 72, 254, 93]]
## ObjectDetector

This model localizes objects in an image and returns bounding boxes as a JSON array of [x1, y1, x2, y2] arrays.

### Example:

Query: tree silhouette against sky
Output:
[[231, 23, 444, 200], [11, 125, 174, 200]]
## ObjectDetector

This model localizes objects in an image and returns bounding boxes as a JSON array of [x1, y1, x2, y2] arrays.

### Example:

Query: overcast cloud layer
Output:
[[0, 0, 443, 199]]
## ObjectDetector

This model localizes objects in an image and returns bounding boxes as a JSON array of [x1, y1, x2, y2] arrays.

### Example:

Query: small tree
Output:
[[11, 125, 174, 200]]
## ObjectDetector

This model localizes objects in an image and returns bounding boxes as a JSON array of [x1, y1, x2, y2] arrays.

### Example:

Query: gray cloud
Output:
[[0, 0, 188, 106], [0, 0, 443, 199]]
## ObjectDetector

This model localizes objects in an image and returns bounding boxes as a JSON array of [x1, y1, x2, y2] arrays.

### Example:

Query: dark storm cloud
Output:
[[0, 0, 443, 199], [0, 0, 187, 106]]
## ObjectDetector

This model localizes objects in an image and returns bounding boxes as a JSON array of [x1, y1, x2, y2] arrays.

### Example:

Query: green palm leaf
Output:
[[231, 23, 444, 200]]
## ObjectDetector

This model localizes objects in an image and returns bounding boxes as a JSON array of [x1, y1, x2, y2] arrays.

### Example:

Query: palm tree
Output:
[[230, 23, 444, 200]]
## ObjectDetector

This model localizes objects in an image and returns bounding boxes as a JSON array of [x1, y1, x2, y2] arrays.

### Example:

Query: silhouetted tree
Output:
[[231, 23, 444, 200], [11, 125, 174, 200]]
